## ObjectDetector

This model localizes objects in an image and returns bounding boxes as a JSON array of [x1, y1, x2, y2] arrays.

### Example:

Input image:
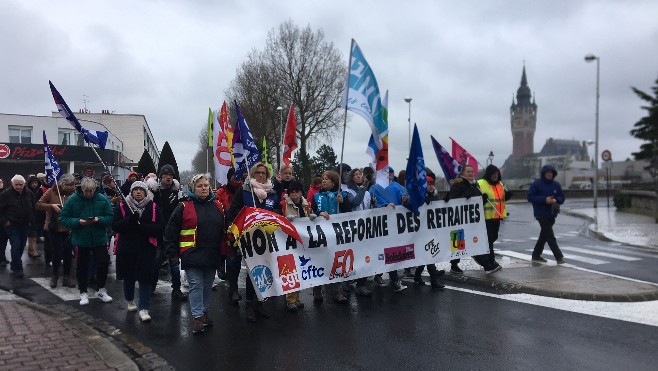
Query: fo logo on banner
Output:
[[277, 254, 300, 291], [330, 249, 355, 280], [250, 265, 273, 293]]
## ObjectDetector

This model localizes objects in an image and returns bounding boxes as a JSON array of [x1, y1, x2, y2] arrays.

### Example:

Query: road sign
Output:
[[601, 150, 612, 162], [0, 144, 10, 159]]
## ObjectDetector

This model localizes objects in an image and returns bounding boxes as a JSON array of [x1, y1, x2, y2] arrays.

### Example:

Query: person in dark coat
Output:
[[0, 178, 7, 268], [147, 164, 187, 301], [444, 165, 500, 274], [0, 175, 35, 277], [120, 171, 139, 196], [527, 165, 566, 264], [26, 175, 44, 259], [113, 181, 164, 322], [165, 173, 225, 334]]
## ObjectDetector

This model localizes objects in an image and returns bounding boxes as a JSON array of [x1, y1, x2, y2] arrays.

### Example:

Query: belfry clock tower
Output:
[[510, 66, 537, 161]]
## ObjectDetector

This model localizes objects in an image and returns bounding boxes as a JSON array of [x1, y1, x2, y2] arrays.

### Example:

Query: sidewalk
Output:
[[439, 206, 658, 302], [0, 290, 138, 371]]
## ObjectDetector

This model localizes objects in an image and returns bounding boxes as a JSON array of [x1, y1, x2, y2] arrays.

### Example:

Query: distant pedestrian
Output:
[[165, 173, 225, 334], [0, 175, 36, 277], [527, 165, 566, 264], [36, 174, 77, 288], [113, 181, 164, 322], [26, 175, 43, 259], [59, 177, 114, 305]]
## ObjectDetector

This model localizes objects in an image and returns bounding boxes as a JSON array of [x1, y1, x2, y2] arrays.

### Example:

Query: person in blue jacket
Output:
[[527, 165, 566, 264]]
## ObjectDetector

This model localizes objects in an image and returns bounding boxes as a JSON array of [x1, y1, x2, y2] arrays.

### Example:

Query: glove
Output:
[[308, 213, 317, 221], [504, 191, 513, 201], [286, 215, 296, 221], [481, 193, 489, 202]]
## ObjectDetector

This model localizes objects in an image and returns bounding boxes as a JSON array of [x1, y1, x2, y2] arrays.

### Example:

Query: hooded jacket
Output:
[[59, 186, 114, 247], [477, 165, 511, 220], [527, 165, 565, 219]]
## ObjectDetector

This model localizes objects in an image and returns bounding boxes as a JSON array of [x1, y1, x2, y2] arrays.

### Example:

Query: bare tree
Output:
[[226, 20, 345, 185]]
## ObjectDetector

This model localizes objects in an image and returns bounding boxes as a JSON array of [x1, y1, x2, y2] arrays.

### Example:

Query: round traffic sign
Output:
[[82, 166, 95, 178], [601, 150, 612, 162], [0, 144, 10, 159]]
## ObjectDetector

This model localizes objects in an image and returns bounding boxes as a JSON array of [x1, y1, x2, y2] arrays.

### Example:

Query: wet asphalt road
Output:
[[2, 199, 658, 370]]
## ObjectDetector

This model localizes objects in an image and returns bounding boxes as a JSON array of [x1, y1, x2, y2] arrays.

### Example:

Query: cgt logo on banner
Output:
[[242, 197, 489, 300]]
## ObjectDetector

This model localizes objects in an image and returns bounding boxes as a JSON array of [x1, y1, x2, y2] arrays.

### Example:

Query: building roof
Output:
[[539, 138, 589, 160]]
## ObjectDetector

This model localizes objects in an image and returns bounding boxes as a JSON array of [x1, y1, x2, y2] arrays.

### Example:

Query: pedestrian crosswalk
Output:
[[495, 245, 652, 266]]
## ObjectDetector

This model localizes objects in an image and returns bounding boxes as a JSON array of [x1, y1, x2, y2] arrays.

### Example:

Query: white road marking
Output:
[[560, 246, 641, 261], [521, 249, 608, 265], [446, 286, 658, 327]]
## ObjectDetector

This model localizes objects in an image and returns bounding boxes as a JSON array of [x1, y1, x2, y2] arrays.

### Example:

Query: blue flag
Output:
[[232, 101, 261, 179], [49, 81, 109, 149], [404, 124, 427, 215], [43, 131, 62, 186], [342, 39, 388, 149], [431, 136, 461, 182]]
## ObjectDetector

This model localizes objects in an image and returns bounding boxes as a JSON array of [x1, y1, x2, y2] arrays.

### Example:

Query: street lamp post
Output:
[[585, 54, 600, 208], [404, 97, 412, 151], [487, 151, 494, 166], [277, 106, 284, 168]]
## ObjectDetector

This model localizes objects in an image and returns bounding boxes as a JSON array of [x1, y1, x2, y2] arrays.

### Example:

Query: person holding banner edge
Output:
[[477, 165, 511, 271], [228, 162, 280, 322]]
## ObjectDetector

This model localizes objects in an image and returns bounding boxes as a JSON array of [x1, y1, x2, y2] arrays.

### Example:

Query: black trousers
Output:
[[77, 245, 110, 293], [50, 231, 72, 275], [532, 218, 564, 260]]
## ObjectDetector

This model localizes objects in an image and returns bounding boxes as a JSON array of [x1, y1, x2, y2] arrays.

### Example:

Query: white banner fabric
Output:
[[240, 197, 489, 299]]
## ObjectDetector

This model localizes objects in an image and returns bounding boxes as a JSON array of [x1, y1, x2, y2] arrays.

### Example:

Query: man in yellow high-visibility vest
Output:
[[477, 165, 512, 273]]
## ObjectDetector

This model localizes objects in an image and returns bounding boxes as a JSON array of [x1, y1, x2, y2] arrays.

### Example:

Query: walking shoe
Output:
[[171, 288, 189, 301], [79, 293, 89, 306], [313, 286, 324, 303], [95, 288, 113, 303], [139, 310, 151, 322], [127, 301, 137, 312], [373, 275, 387, 287], [287, 301, 298, 312], [450, 265, 463, 274], [50, 274, 58, 288], [11, 270, 25, 278], [28, 253, 42, 259], [532, 256, 547, 263], [230, 290, 242, 305], [333, 292, 348, 304], [556, 258, 566, 264], [355, 285, 372, 297], [403, 268, 414, 278], [200, 312, 213, 327], [217, 265, 227, 281], [414, 269, 426, 285], [391, 280, 407, 293], [246, 301, 257, 322], [192, 317, 205, 334], [62, 275, 77, 288], [430, 277, 445, 289], [294, 300, 305, 309], [485, 265, 503, 275]]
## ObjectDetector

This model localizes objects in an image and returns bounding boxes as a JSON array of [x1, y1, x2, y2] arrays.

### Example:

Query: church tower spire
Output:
[[510, 65, 537, 161]]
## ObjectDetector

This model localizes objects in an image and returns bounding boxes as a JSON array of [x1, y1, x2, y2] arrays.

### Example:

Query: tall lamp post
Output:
[[276, 106, 284, 168], [585, 54, 600, 208], [404, 96, 412, 151]]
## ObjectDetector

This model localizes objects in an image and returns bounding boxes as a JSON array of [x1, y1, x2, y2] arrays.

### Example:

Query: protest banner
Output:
[[238, 197, 489, 299]]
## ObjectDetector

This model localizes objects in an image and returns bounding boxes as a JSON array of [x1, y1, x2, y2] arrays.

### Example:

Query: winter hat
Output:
[[36, 173, 46, 179], [287, 181, 304, 193], [159, 164, 176, 178], [388, 166, 395, 173], [130, 181, 148, 192]]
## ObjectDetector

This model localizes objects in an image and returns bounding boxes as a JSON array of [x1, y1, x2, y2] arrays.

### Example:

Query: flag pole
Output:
[[338, 39, 355, 191], [54, 181, 63, 207]]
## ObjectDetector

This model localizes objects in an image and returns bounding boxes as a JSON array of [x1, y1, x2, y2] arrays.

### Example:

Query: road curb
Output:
[[562, 209, 655, 250], [441, 272, 658, 302]]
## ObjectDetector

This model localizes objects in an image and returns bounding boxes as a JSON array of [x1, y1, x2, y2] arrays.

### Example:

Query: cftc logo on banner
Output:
[[250, 265, 273, 293]]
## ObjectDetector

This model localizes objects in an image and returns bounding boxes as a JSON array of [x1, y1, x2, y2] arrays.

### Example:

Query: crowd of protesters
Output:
[[0, 160, 569, 336]]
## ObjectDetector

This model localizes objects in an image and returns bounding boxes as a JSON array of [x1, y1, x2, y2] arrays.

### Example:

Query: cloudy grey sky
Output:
[[2, 0, 657, 175]]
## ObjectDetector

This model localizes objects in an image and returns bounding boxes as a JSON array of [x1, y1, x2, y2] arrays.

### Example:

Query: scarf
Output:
[[250, 178, 274, 201], [125, 192, 153, 217]]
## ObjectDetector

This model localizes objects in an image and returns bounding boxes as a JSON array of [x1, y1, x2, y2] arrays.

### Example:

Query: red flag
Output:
[[282, 104, 298, 166], [229, 207, 303, 245], [450, 137, 478, 175]]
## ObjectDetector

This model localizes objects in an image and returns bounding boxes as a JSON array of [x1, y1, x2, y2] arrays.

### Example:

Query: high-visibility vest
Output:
[[179, 200, 224, 254], [477, 179, 506, 220]]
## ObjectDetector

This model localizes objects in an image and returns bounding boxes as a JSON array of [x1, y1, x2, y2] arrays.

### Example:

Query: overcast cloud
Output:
[[1, 0, 657, 175]]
